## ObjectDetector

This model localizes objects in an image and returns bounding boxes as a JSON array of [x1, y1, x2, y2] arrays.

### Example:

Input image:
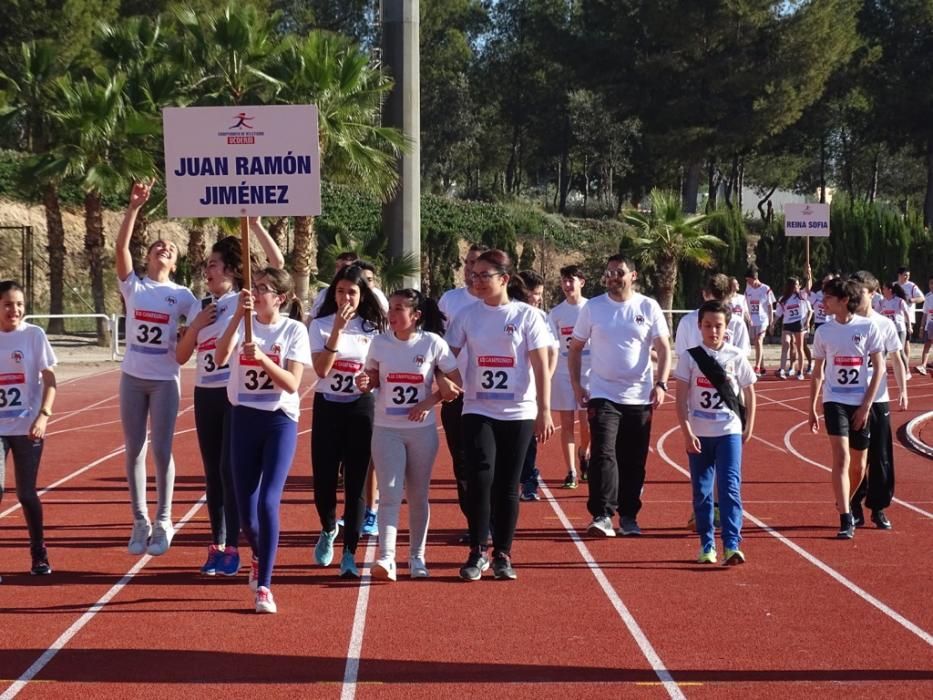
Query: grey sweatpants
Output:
[[120, 372, 179, 523], [371, 424, 439, 562]]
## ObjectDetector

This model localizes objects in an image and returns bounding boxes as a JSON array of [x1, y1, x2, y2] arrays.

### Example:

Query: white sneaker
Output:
[[249, 555, 259, 591], [371, 558, 397, 582], [255, 586, 277, 614], [587, 516, 616, 537], [409, 557, 430, 579], [777, 369, 787, 380], [128, 519, 151, 555], [796, 372, 806, 381], [146, 520, 174, 556]]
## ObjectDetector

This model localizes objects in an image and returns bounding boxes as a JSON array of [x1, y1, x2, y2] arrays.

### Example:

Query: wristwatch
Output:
[[39, 408, 52, 417], [655, 381, 668, 392]]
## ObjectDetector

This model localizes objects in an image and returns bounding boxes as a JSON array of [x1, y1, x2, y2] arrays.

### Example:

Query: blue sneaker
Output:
[[339, 550, 360, 578], [314, 527, 339, 566], [361, 509, 378, 537], [200, 544, 223, 576], [217, 546, 241, 576]]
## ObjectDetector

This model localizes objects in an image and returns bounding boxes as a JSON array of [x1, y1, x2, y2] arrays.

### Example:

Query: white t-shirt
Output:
[[812, 316, 885, 406], [880, 296, 910, 333], [745, 283, 775, 326], [225, 316, 311, 422], [193, 290, 238, 388], [775, 293, 809, 325], [729, 294, 749, 320], [120, 272, 199, 381], [366, 330, 457, 428], [446, 301, 551, 421], [309, 315, 379, 402], [924, 291, 933, 330], [439, 286, 482, 377], [864, 312, 901, 404], [549, 298, 591, 378], [674, 342, 756, 437], [901, 280, 923, 320], [675, 309, 750, 356], [811, 290, 833, 325], [0, 323, 57, 436], [871, 292, 883, 314], [572, 292, 670, 405]]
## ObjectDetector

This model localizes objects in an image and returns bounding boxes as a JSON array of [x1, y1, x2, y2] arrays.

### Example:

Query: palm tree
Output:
[[0, 41, 69, 332], [623, 188, 725, 318], [269, 31, 407, 304], [321, 230, 418, 294], [37, 72, 156, 346]]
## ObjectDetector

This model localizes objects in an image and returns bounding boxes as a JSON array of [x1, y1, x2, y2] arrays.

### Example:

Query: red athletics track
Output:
[[1, 368, 932, 698]]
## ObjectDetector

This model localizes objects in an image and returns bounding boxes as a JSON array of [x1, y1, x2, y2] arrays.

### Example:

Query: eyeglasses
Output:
[[468, 272, 503, 282], [252, 284, 277, 295]]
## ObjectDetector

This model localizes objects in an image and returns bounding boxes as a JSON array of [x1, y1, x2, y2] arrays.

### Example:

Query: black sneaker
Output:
[[871, 510, 892, 530], [851, 501, 865, 528], [458, 548, 490, 581], [580, 456, 589, 482], [836, 514, 855, 540], [30, 548, 52, 576], [492, 552, 517, 580]]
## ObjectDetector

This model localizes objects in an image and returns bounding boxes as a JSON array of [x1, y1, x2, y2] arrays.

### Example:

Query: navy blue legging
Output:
[[230, 405, 298, 589]]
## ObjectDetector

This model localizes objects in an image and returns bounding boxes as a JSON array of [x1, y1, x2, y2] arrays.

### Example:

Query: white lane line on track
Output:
[[340, 537, 378, 700], [540, 482, 686, 700], [0, 492, 208, 700], [57, 367, 121, 387], [0, 426, 197, 520], [779, 420, 933, 519], [48, 394, 119, 424], [656, 427, 933, 648]]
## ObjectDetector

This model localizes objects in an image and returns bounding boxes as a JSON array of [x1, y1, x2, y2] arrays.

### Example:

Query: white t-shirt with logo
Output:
[[225, 316, 311, 422], [924, 291, 933, 331], [729, 294, 749, 320], [439, 286, 482, 378], [549, 299, 591, 379], [309, 315, 379, 403], [0, 323, 57, 436], [812, 316, 884, 406], [901, 280, 923, 321], [864, 312, 901, 404], [365, 330, 457, 428], [446, 301, 551, 421], [674, 342, 756, 437], [675, 309, 750, 356], [880, 296, 910, 334], [193, 290, 238, 388], [572, 292, 670, 405], [745, 283, 775, 327], [120, 272, 199, 381], [776, 293, 810, 326], [812, 290, 833, 325]]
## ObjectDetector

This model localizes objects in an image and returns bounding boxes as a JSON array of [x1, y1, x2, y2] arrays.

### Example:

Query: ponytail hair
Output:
[[476, 249, 528, 302], [390, 289, 447, 335], [212, 236, 262, 291], [256, 267, 303, 321]]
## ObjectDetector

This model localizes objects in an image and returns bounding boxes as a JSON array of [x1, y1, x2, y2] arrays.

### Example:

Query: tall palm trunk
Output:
[[129, 214, 150, 278], [187, 222, 207, 299], [268, 217, 288, 251], [43, 183, 67, 334], [291, 215, 316, 306], [83, 190, 110, 347], [656, 256, 678, 331]]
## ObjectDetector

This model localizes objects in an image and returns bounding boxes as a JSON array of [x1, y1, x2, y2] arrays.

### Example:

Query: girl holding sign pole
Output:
[[117, 181, 199, 557], [176, 221, 284, 576], [357, 289, 461, 580], [214, 267, 310, 614], [309, 265, 386, 578]]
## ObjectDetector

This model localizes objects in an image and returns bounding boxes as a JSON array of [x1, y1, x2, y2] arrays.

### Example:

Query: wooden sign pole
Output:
[[240, 217, 253, 343]]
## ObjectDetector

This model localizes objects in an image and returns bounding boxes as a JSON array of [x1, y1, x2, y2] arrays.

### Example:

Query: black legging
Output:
[[461, 414, 534, 555], [193, 386, 239, 548], [0, 435, 45, 554], [440, 395, 469, 518], [311, 392, 374, 554]]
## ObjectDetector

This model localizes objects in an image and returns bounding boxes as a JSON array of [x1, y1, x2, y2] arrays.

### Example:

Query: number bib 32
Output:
[[129, 309, 170, 355], [238, 353, 280, 402], [385, 372, 424, 415], [325, 359, 363, 402], [197, 337, 230, 384], [0, 371, 29, 420], [691, 375, 730, 421], [830, 356, 865, 396], [475, 355, 515, 401]]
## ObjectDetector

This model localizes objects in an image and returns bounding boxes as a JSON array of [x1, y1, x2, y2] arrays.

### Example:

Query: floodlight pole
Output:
[[381, 0, 421, 289]]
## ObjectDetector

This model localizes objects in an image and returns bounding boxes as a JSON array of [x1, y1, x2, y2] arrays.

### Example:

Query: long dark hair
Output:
[[0, 280, 25, 296], [256, 267, 303, 321], [477, 249, 528, 303], [316, 263, 387, 332], [779, 276, 800, 305], [884, 281, 908, 302], [390, 289, 446, 335]]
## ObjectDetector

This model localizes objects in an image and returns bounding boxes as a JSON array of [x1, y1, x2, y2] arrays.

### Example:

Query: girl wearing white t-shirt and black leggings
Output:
[[309, 265, 386, 578], [117, 181, 199, 558], [359, 290, 461, 580], [446, 250, 555, 581], [214, 267, 311, 614]]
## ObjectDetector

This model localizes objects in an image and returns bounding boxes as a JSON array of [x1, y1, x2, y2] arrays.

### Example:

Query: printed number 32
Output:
[[837, 368, 859, 385], [481, 370, 508, 389]]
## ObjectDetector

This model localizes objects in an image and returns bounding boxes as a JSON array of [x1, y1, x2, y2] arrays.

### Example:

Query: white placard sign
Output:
[[163, 105, 321, 218], [784, 203, 830, 238]]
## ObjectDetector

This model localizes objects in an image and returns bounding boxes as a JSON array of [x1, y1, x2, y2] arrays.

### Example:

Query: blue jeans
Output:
[[688, 433, 743, 551]]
